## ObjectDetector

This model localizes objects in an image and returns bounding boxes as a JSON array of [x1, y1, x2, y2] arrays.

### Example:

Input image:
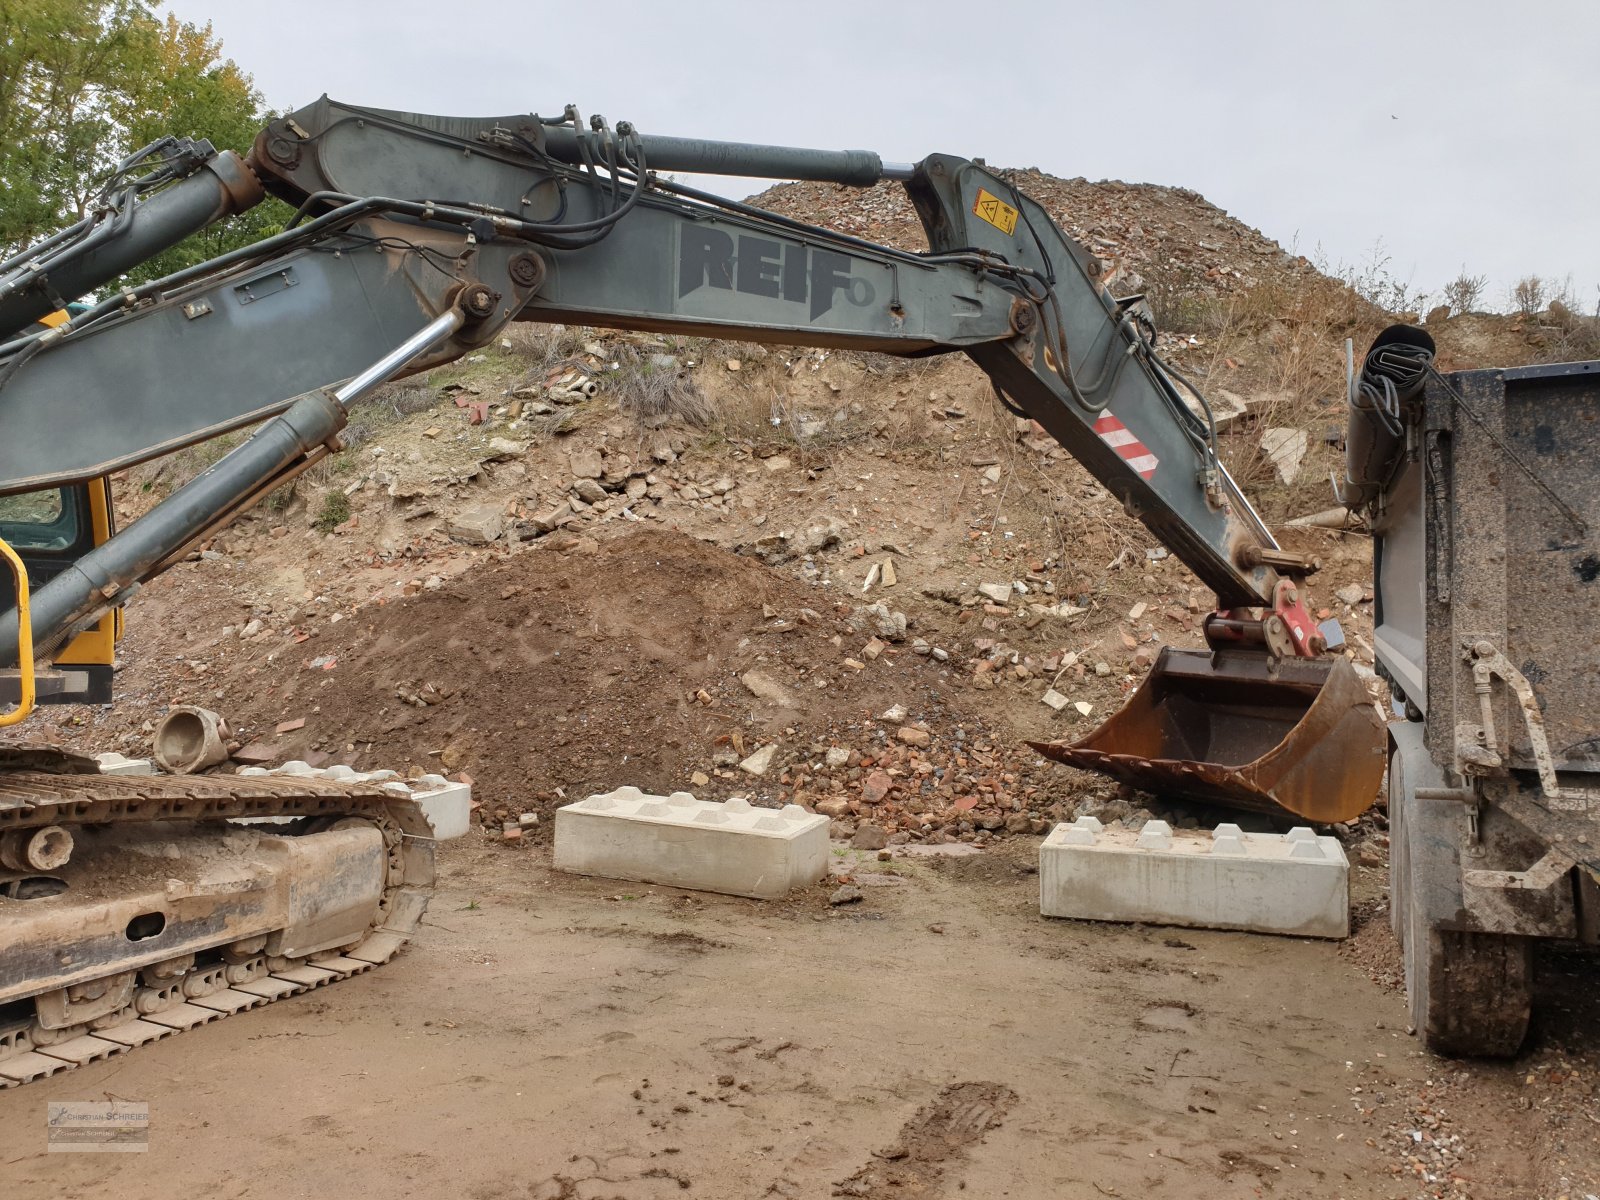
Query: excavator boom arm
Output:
[[0, 96, 1294, 673]]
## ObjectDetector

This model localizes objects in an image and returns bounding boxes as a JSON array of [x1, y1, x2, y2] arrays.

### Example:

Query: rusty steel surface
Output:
[[1031, 648, 1386, 823], [0, 763, 436, 1089], [0, 767, 395, 830]]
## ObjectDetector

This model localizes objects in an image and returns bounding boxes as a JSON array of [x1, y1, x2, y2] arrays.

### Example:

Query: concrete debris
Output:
[[485, 437, 528, 461], [1031, 602, 1087, 619], [519, 503, 577, 538], [879, 703, 908, 722], [93, 752, 156, 775], [445, 504, 505, 545], [1260, 426, 1309, 483], [1288, 506, 1365, 530], [1176, 384, 1249, 432], [1040, 688, 1069, 712], [797, 518, 848, 556], [861, 602, 907, 642], [829, 884, 864, 906], [741, 669, 797, 708], [739, 743, 779, 776], [977, 582, 1012, 604]]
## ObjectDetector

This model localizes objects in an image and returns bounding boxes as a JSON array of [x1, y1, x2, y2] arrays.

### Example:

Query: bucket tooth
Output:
[[1031, 647, 1385, 823]]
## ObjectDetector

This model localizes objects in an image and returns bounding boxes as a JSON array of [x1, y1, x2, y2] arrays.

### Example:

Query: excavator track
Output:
[[0, 763, 436, 1088]]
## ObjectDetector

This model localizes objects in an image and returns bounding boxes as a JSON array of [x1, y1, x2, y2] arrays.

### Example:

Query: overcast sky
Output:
[[173, 0, 1598, 313]]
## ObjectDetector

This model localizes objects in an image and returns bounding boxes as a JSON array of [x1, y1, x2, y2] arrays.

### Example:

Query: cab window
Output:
[[0, 488, 81, 552]]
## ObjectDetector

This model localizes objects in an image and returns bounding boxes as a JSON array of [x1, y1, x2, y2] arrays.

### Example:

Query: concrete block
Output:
[[233, 765, 472, 840], [93, 752, 155, 776], [408, 774, 472, 841], [1040, 817, 1348, 938], [554, 787, 828, 899]]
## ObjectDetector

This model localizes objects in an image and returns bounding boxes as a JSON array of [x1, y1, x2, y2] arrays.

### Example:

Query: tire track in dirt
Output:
[[831, 1081, 1018, 1198]]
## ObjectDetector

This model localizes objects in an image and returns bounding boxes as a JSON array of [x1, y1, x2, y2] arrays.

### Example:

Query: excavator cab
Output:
[[0, 477, 120, 717]]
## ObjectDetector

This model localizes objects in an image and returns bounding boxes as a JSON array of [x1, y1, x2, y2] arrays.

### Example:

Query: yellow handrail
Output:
[[0, 535, 34, 726]]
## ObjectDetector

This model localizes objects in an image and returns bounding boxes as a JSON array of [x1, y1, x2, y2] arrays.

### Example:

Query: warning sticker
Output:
[[1093, 412, 1160, 480], [972, 188, 1019, 236]]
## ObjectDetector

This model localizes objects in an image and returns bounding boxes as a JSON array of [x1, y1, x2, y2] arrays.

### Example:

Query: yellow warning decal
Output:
[[972, 188, 1019, 236]]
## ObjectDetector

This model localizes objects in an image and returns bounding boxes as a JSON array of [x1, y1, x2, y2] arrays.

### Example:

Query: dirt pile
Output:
[[170, 526, 1152, 840], [750, 171, 1321, 303]]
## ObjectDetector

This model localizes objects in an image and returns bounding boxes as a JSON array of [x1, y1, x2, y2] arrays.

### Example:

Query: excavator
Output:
[[0, 98, 1388, 1085]]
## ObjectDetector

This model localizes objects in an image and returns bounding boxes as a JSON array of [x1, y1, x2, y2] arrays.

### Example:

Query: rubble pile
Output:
[[750, 170, 1322, 302]]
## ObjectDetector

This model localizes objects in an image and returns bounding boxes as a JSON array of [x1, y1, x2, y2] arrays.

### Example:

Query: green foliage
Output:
[[0, 1, 284, 287], [312, 490, 350, 534]]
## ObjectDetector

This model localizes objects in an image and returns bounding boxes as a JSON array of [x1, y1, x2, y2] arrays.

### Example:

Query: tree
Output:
[[0, 1, 287, 286]]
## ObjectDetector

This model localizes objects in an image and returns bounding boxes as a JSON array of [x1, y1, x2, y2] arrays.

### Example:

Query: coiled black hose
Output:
[[1357, 324, 1435, 438], [1339, 324, 1435, 508]]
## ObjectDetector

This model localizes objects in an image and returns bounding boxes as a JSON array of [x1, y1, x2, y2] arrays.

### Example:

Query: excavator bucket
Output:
[[1031, 647, 1386, 823]]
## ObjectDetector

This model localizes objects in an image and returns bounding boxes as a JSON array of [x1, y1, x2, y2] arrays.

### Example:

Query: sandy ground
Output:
[[3, 838, 1591, 1200]]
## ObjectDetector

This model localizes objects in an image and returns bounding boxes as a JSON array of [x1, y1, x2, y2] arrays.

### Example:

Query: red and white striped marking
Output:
[[1093, 413, 1159, 479]]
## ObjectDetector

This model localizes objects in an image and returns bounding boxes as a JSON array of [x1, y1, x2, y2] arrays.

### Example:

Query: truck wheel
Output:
[[1404, 917, 1532, 1058], [1393, 753, 1533, 1057]]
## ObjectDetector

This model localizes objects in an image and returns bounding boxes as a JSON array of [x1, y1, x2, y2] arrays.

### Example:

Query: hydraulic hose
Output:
[[1338, 324, 1435, 510]]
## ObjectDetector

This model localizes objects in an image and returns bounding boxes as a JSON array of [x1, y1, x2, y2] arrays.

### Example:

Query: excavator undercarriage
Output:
[[0, 749, 433, 1086], [0, 96, 1389, 1083]]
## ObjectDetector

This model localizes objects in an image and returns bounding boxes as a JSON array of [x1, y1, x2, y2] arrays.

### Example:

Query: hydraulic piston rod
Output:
[[540, 125, 910, 186], [0, 150, 263, 339]]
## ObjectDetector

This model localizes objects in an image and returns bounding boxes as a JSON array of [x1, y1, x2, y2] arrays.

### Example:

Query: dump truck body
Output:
[[1376, 358, 1600, 1055]]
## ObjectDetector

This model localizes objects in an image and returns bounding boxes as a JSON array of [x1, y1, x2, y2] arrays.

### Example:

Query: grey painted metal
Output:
[[265, 98, 898, 189], [542, 126, 890, 186], [1410, 365, 1600, 776], [0, 311, 465, 668], [520, 196, 1016, 351], [1371, 453, 1428, 712], [903, 155, 1281, 606], [4, 99, 1289, 638], [0, 152, 261, 338], [1377, 359, 1599, 1048], [0, 219, 538, 494], [0, 97, 1299, 616]]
